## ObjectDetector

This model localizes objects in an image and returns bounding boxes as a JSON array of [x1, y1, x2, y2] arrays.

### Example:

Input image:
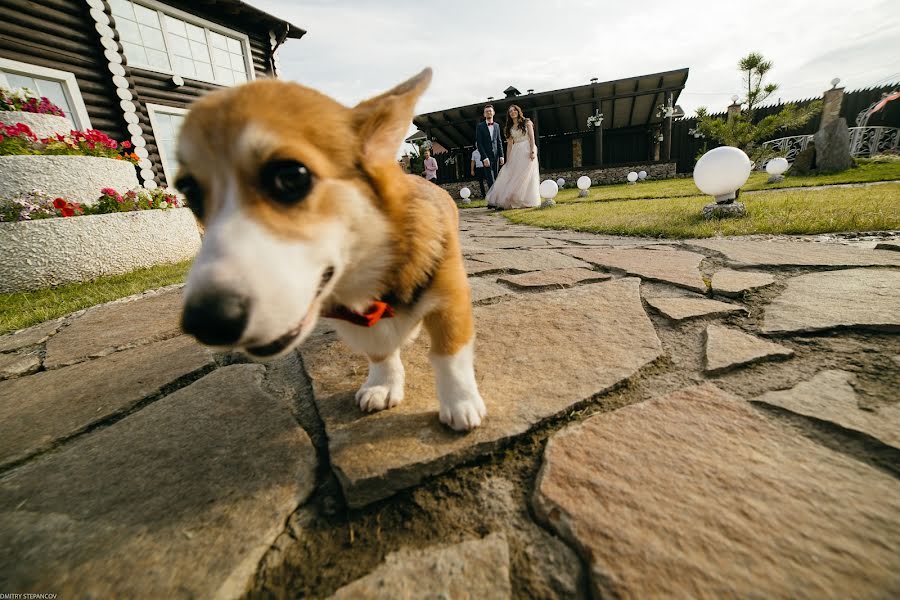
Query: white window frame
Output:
[[0, 58, 93, 130], [146, 103, 188, 184], [112, 0, 256, 86]]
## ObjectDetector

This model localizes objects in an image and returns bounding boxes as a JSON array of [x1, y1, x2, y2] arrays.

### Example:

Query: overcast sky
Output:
[[252, 0, 899, 123]]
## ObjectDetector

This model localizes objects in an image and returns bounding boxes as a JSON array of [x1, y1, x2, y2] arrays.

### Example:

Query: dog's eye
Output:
[[260, 160, 312, 205], [175, 175, 204, 220]]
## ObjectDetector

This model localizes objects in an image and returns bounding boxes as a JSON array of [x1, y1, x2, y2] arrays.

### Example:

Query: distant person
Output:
[[475, 104, 505, 207], [470, 146, 486, 198], [486, 104, 540, 209], [422, 149, 438, 181]]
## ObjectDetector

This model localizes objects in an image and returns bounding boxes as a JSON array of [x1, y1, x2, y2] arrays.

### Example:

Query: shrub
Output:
[[0, 87, 66, 117], [91, 187, 181, 214]]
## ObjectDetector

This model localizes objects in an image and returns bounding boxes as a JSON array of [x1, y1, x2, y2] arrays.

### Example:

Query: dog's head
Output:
[[176, 68, 432, 359]]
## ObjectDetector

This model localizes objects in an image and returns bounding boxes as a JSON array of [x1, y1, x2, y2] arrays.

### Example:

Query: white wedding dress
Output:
[[486, 124, 541, 209]]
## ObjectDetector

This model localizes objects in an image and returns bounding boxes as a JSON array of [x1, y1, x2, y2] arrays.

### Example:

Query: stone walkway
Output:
[[1, 209, 899, 598]]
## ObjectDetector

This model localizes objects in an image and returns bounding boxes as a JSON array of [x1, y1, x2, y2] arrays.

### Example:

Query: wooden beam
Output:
[[610, 83, 616, 128], [646, 76, 665, 126], [626, 80, 640, 129]]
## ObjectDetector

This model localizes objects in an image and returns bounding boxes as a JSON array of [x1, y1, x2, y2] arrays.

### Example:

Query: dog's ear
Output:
[[353, 68, 432, 164]]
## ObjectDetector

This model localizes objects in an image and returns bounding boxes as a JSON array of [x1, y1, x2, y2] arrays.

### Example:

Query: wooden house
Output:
[[0, 0, 305, 189]]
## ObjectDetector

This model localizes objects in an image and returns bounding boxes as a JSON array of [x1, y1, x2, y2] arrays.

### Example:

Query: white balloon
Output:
[[576, 175, 592, 190], [694, 146, 752, 199], [539, 179, 559, 199], [459, 187, 471, 199], [627, 171, 638, 182], [638, 170, 647, 180], [556, 177, 565, 187], [765, 157, 789, 176]]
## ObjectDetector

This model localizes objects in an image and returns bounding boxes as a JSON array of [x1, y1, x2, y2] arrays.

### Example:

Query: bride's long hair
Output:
[[504, 104, 528, 139]]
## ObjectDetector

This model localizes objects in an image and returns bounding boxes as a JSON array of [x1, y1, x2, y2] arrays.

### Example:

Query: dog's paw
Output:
[[439, 392, 487, 432], [355, 383, 404, 412]]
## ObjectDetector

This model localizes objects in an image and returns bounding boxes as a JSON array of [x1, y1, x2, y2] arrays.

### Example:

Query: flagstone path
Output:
[[1, 208, 898, 598]]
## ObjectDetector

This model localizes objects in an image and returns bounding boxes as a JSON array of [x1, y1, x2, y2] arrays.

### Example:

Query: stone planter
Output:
[[0, 155, 139, 205], [0, 111, 71, 138], [0, 208, 200, 293]]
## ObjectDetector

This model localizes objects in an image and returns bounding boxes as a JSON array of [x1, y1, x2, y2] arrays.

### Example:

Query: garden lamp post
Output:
[[576, 175, 591, 197], [539, 179, 558, 209], [694, 146, 751, 219]]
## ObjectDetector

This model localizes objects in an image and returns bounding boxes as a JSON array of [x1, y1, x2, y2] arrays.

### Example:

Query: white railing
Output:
[[760, 127, 899, 168]]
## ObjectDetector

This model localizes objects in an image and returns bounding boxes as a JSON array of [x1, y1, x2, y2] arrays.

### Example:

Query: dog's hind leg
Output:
[[356, 349, 405, 412]]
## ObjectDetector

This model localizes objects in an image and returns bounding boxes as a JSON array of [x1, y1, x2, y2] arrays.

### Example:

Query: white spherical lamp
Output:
[[556, 177, 565, 188], [627, 171, 638, 183], [459, 187, 471, 201], [765, 157, 789, 176], [539, 179, 559, 200], [693, 146, 752, 204], [638, 170, 647, 180], [576, 176, 591, 190]]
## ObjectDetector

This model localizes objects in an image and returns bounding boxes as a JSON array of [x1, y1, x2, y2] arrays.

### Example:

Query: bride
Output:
[[486, 105, 541, 209]]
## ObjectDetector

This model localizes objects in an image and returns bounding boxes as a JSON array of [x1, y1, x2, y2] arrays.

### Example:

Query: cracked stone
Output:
[[0, 319, 63, 353], [0, 365, 317, 599], [328, 533, 511, 599], [565, 247, 707, 292], [710, 269, 776, 297], [468, 278, 515, 302], [533, 383, 900, 599], [0, 352, 41, 380], [689, 239, 900, 267], [467, 249, 591, 272], [470, 236, 552, 249], [755, 370, 900, 450], [464, 258, 500, 276], [301, 279, 662, 507], [44, 289, 184, 368], [0, 335, 212, 469], [646, 297, 747, 321], [498, 268, 611, 289], [762, 268, 900, 334], [704, 324, 794, 375], [875, 242, 900, 252]]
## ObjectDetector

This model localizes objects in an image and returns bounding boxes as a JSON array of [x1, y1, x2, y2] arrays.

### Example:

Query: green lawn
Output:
[[0, 260, 191, 335], [504, 183, 900, 239]]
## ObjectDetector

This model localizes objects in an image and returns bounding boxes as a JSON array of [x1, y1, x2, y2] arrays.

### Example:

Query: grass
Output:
[[503, 183, 900, 239], [0, 260, 191, 335]]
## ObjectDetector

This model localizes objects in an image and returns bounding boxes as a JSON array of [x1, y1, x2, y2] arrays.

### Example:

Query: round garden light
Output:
[[627, 171, 638, 183], [693, 146, 752, 204], [459, 187, 471, 202], [576, 175, 591, 197], [766, 157, 789, 176], [638, 170, 647, 181], [539, 179, 558, 208], [556, 177, 565, 188]]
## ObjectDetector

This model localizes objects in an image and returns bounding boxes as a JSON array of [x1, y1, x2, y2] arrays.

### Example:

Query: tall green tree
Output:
[[695, 52, 822, 162]]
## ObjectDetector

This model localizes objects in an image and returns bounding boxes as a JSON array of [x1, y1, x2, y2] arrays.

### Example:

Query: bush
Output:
[[0, 86, 65, 116]]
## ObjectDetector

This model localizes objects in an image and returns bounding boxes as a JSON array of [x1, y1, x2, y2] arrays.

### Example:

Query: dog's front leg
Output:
[[425, 304, 486, 432], [356, 349, 405, 412]]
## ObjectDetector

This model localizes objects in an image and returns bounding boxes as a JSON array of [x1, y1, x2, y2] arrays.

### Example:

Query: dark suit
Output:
[[475, 121, 505, 194]]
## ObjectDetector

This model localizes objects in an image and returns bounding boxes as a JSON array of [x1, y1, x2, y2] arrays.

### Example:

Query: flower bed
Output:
[[0, 207, 201, 293], [0, 187, 181, 222]]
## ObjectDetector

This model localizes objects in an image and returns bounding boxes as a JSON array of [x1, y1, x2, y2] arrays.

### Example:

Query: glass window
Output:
[[3, 72, 76, 129], [0, 60, 91, 130], [149, 106, 186, 184], [113, 1, 249, 86]]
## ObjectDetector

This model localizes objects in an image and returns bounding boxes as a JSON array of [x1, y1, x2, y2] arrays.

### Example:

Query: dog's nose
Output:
[[181, 289, 250, 346]]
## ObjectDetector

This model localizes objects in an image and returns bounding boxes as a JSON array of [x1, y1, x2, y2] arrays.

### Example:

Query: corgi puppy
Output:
[[176, 68, 486, 431]]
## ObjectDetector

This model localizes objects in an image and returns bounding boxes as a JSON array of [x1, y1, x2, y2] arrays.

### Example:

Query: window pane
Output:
[[5, 73, 38, 93], [194, 62, 213, 81], [35, 80, 72, 116], [164, 15, 186, 37], [168, 33, 190, 57], [231, 69, 247, 83], [116, 18, 141, 43], [133, 4, 159, 26], [186, 23, 205, 42], [190, 41, 210, 62], [155, 113, 173, 140], [214, 66, 234, 85], [226, 37, 242, 54], [172, 55, 195, 77], [121, 41, 149, 67], [109, 0, 134, 18], [211, 47, 229, 67], [229, 52, 245, 71], [208, 31, 227, 50], [140, 25, 166, 50], [146, 48, 171, 70]]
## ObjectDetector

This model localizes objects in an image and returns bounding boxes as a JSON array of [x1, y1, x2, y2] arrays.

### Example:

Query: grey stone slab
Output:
[[329, 533, 511, 599], [0, 319, 63, 353], [689, 239, 900, 267], [464, 258, 501, 276], [0, 335, 212, 469], [302, 279, 662, 507], [875, 242, 900, 252], [533, 383, 900, 599], [0, 365, 317, 599], [498, 268, 611, 290], [762, 268, 900, 334], [755, 370, 900, 450], [711, 269, 776, 297], [468, 278, 515, 303], [565, 247, 708, 292], [467, 249, 592, 273], [45, 289, 184, 368], [470, 236, 552, 249], [646, 297, 747, 321], [0, 352, 40, 380], [704, 324, 794, 375]]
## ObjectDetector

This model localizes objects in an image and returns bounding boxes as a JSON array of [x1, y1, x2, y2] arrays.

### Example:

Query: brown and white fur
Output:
[[176, 68, 486, 431]]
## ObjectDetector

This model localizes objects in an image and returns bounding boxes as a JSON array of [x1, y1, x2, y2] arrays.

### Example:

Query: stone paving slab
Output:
[[755, 370, 900, 450], [0, 335, 212, 469], [645, 297, 747, 321], [470, 236, 553, 249], [533, 383, 900, 599], [498, 268, 611, 289], [762, 268, 900, 334], [564, 247, 708, 292], [45, 288, 184, 369], [689, 239, 900, 267], [301, 279, 663, 507], [328, 533, 511, 599], [466, 249, 592, 272], [0, 351, 40, 380], [875, 242, 900, 252], [468, 278, 516, 303], [704, 325, 794, 374], [0, 319, 64, 353], [710, 269, 776, 297], [0, 365, 317, 599], [463, 258, 502, 276]]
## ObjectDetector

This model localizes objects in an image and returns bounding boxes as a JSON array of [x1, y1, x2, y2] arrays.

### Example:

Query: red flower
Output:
[[62, 206, 75, 217], [53, 198, 67, 209], [122, 141, 132, 149]]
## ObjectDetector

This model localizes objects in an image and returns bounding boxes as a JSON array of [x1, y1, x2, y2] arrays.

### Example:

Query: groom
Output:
[[475, 104, 504, 207]]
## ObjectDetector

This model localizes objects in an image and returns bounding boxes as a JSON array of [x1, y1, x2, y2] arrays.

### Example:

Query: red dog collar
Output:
[[324, 301, 395, 327]]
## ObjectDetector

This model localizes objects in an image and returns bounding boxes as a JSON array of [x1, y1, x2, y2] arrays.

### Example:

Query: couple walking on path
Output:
[[475, 104, 541, 209]]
